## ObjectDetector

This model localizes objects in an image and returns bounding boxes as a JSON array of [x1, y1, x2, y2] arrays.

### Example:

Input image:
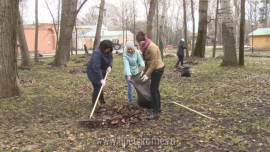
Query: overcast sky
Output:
[[21, 0, 198, 32]]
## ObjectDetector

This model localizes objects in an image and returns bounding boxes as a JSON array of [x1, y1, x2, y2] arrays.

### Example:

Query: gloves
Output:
[[100, 79, 106, 86], [141, 75, 148, 82], [106, 67, 111, 73], [140, 71, 144, 77], [127, 76, 131, 81]]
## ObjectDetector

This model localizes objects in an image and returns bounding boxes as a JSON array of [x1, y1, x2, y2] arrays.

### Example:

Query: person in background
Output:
[[136, 31, 165, 119], [84, 44, 88, 54], [123, 40, 145, 103], [86, 40, 113, 105], [175, 39, 187, 67]]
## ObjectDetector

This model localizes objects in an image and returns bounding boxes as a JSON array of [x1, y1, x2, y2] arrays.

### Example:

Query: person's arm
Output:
[[92, 51, 103, 80], [136, 50, 145, 67], [182, 43, 187, 49], [123, 49, 131, 76], [145, 48, 158, 76], [109, 51, 113, 68]]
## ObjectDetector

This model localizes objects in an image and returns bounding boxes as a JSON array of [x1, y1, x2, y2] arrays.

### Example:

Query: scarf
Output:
[[140, 38, 151, 53]]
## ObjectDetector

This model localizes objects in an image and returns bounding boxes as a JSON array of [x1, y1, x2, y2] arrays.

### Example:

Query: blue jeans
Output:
[[125, 75, 134, 103]]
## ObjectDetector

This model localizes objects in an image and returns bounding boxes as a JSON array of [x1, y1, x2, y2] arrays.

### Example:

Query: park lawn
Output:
[[0, 52, 270, 151]]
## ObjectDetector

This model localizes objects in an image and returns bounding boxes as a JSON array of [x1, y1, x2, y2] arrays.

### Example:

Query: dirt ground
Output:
[[0, 52, 270, 151]]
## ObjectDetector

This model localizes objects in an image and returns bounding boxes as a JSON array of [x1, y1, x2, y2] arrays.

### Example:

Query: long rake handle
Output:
[[172, 102, 215, 120], [89, 72, 109, 119]]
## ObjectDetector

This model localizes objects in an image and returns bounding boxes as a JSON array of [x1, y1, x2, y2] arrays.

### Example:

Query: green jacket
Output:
[[123, 48, 145, 76]]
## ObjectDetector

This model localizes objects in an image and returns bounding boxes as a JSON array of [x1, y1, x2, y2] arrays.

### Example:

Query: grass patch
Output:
[[1, 52, 270, 151]]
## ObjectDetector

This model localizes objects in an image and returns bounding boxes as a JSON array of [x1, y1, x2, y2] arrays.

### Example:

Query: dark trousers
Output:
[[91, 82, 104, 104], [150, 69, 164, 113], [176, 55, 184, 66]]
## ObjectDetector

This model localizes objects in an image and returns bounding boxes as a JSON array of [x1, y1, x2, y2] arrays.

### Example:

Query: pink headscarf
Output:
[[140, 38, 151, 53]]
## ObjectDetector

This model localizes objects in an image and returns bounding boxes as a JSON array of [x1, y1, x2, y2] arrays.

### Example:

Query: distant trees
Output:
[[0, 0, 21, 99]]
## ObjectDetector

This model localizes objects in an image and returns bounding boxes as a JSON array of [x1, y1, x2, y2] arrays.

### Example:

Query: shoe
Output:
[[100, 100, 106, 105], [146, 112, 159, 119]]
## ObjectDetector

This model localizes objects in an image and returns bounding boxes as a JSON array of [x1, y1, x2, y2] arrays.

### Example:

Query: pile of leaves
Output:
[[69, 68, 86, 74], [184, 58, 199, 65], [20, 77, 36, 85], [93, 102, 149, 128]]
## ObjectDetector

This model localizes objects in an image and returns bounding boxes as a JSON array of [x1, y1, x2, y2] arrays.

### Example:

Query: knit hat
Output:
[[126, 41, 134, 49]]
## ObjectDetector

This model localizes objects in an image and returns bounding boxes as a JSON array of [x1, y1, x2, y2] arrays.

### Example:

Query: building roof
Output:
[[248, 28, 270, 36], [78, 29, 134, 40]]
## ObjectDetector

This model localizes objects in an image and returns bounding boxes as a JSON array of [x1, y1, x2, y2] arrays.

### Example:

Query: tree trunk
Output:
[[17, 10, 31, 67], [34, 0, 39, 62], [191, 0, 195, 56], [233, 0, 240, 48], [133, 0, 136, 43], [93, 0, 105, 50], [212, 0, 219, 57], [0, 0, 21, 99], [54, 0, 78, 66], [156, 1, 159, 44], [220, 0, 238, 66], [239, 0, 245, 66], [183, 0, 189, 58], [193, 0, 208, 58], [159, 0, 167, 59], [146, 0, 157, 39]]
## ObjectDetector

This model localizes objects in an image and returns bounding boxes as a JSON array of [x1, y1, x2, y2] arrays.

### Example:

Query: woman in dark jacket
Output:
[[86, 40, 113, 105], [175, 39, 187, 67]]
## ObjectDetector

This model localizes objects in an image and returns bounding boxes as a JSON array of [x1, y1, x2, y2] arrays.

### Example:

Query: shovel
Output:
[[79, 72, 109, 127]]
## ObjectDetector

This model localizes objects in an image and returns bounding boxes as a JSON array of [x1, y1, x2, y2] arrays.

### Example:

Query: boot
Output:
[[146, 112, 159, 119], [100, 100, 106, 105]]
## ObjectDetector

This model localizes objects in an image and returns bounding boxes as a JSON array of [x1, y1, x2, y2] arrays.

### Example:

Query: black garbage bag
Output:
[[130, 74, 152, 109], [181, 64, 191, 77]]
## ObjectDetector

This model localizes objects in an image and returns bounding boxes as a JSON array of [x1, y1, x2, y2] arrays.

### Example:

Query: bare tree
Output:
[[34, 0, 39, 62], [233, 0, 240, 48], [54, 0, 78, 66], [212, 0, 219, 57], [159, 0, 168, 58], [239, 0, 245, 66], [93, 0, 106, 49], [183, 0, 189, 58], [0, 0, 21, 98], [17, 9, 31, 67], [193, 0, 208, 57], [141, 0, 150, 18], [45, 0, 61, 53], [191, 0, 195, 56], [146, 0, 158, 39], [220, 0, 237, 66]]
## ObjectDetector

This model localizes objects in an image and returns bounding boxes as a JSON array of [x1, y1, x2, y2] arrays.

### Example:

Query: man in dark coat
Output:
[[86, 40, 113, 105], [84, 44, 88, 54], [175, 39, 187, 67]]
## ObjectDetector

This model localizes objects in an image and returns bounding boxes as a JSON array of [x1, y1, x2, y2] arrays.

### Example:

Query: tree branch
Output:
[[76, 0, 88, 15]]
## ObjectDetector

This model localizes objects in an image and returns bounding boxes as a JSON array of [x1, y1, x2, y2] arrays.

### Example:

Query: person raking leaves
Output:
[[86, 40, 113, 106]]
